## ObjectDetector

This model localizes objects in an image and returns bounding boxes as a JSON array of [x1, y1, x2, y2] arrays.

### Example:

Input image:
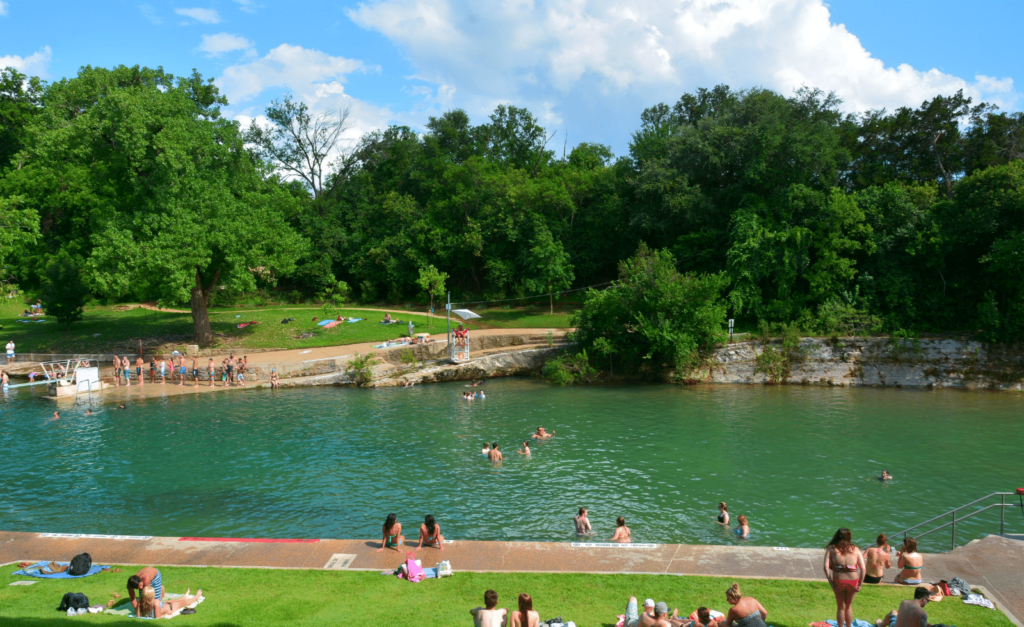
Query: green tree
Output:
[[0, 195, 39, 268], [0, 67, 45, 170], [416, 265, 448, 320], [243, 95, 354, 216], [41, 251, 89, 331], [20, 65, 307, 344], [571, 244, 729, 377], [524, 226, 574, 314]]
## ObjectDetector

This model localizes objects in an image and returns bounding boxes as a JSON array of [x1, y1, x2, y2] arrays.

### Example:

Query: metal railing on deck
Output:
[[887, 491, 1024, 550]]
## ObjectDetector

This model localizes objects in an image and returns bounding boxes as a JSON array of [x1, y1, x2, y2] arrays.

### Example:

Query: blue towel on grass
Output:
[[346, 318, 363, 323], [826, 620, 874, 627], [13, 561, 109, 579], [317, 319, 333, 326]]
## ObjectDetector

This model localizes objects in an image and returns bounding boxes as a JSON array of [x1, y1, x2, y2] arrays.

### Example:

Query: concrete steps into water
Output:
[[1, 531, 1020, 625]]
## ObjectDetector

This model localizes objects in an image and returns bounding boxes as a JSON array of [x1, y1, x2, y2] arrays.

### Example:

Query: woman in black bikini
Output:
[[717, 502, 730, 525], [823, 528, 865, 627]]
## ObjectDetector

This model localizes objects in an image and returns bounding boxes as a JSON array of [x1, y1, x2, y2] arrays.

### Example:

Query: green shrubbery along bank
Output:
[[2, 66, 1024, 345]]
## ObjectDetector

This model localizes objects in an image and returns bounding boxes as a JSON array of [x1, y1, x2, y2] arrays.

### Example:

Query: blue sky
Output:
[[1, 0, 1020, 156]]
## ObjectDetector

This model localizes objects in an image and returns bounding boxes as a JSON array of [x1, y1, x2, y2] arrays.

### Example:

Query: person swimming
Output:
[[574, 507, 593, 536], [531, 426, 555, 439], [482, 442, 491, 456], [879, 470, 892, 481], [518, 441, 531, 456], [717, 502, 730, 525]]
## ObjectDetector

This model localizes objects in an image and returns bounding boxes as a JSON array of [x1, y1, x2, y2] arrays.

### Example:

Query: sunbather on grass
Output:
[[137, 585, 202, 618]]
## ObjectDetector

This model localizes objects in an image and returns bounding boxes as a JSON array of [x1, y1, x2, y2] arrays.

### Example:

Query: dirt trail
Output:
[[135, 302, 446, 318]]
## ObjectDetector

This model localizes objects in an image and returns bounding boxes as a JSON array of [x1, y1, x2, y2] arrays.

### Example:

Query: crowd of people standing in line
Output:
[[107, 353, 254, 387]]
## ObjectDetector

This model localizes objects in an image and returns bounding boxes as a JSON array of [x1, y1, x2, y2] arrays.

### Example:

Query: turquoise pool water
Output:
[[1, 380, 1021, 551]]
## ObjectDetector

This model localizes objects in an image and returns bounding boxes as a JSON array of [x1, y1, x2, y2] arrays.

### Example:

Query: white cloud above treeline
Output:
[[198, 33, 254, 57], [0, 46, 52, 78], [348, 0, 1018, 118], [175, 7, 222, 24]]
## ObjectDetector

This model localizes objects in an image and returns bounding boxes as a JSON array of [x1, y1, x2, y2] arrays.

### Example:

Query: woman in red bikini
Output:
[[823, 528, 865, 627]]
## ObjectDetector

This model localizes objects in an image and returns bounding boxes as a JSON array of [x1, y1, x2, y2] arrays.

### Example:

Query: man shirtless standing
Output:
[[113, 355, 122, 386], [488, 443, 503, 462], [470, 590, 507, 627], [135, 355, 144, 386]]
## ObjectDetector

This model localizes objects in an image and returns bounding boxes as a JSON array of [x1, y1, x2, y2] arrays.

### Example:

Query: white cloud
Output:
[[0, 2, 9, 17], [219, 44, 370, 103], [198, 33, 254, 57], [220, 45, 390, 152], [348, 0, 1018, 122], [233, 0, 259, 13], [0, 46, 52, 78], [175, 7, 222, 24]]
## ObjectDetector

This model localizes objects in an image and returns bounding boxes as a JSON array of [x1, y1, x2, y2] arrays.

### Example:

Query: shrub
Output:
[[542, 350, 598, 386], [345, 352, 380, 386]]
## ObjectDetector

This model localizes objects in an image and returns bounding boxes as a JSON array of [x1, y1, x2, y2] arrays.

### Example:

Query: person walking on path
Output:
[[5, 340, 14, 365]]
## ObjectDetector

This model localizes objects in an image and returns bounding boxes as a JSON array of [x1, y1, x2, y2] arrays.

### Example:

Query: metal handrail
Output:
[[887, 491, 1023, 550]]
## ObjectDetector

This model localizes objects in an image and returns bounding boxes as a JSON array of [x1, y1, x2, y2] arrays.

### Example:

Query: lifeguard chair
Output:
[[445, 294, 480, 364]]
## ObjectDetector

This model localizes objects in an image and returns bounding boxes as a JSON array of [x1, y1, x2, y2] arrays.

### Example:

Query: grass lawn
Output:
[[0, 302, 455, 354], [0, 297, 576, 355], [0, 566, 1009, 626]]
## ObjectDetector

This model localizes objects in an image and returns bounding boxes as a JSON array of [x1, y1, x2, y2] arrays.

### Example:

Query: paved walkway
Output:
[[1, 531, 1019, 625]]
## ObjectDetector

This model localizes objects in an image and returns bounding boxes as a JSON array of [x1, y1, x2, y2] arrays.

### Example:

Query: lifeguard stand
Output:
[[445, 294, 480, 364]]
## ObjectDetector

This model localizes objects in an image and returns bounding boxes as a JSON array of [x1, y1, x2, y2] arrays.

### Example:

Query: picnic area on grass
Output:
[[0, 299, 573, 355], [1, 565, 1011, 626]]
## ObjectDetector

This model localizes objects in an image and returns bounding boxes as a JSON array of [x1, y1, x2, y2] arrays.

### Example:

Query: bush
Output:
[[345, 352, 380, 386], [571, 244, 729, 378], [754, 321, 805, 383], [542, 350, 598, 386]]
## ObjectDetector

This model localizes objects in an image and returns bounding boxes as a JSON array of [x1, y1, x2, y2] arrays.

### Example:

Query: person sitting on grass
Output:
[[471, 589, 507, 627], [876, 586, 932, 627], [377, 513, 405, 552], [670, 606, 720, 627], [723, 583, 767, 627], [127, 567, 164, 609], [510, 593, 540, 627], [416, 514, 445, 550], [383, 313, 393, 324], [623, 598, 656, 627], [137, 585, 202, 618]]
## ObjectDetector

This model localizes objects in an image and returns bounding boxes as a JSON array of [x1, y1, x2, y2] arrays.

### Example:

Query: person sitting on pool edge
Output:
[[377, 513, 405, 552], [470, 589, 507, 627], [127, 566, 164, 609], [416, 514, 445, 551], [137, 585, 202, 619], [894, 537, 923, 585]]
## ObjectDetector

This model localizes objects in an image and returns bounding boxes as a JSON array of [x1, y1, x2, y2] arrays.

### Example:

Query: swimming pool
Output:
[[1, 379, 1021, 551]]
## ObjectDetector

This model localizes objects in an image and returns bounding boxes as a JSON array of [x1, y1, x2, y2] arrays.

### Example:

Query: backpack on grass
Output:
[[67, 553, 92, 576]]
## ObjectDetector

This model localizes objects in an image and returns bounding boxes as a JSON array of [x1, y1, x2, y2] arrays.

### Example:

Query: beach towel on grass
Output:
[[323, 320, 341, 329], [826, 620, 874, 627], [105, 592, 205, 619], [346, 318, 363, 323], [317, 319, 333, 326], [12, 561, 109, 579]]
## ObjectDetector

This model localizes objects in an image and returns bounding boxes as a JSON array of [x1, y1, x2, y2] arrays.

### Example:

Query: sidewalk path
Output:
[[1, 531, 1019, 625]]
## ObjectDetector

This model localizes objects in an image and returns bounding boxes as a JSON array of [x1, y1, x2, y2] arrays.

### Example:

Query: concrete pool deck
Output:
[[1, 531, 1020, 625]]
